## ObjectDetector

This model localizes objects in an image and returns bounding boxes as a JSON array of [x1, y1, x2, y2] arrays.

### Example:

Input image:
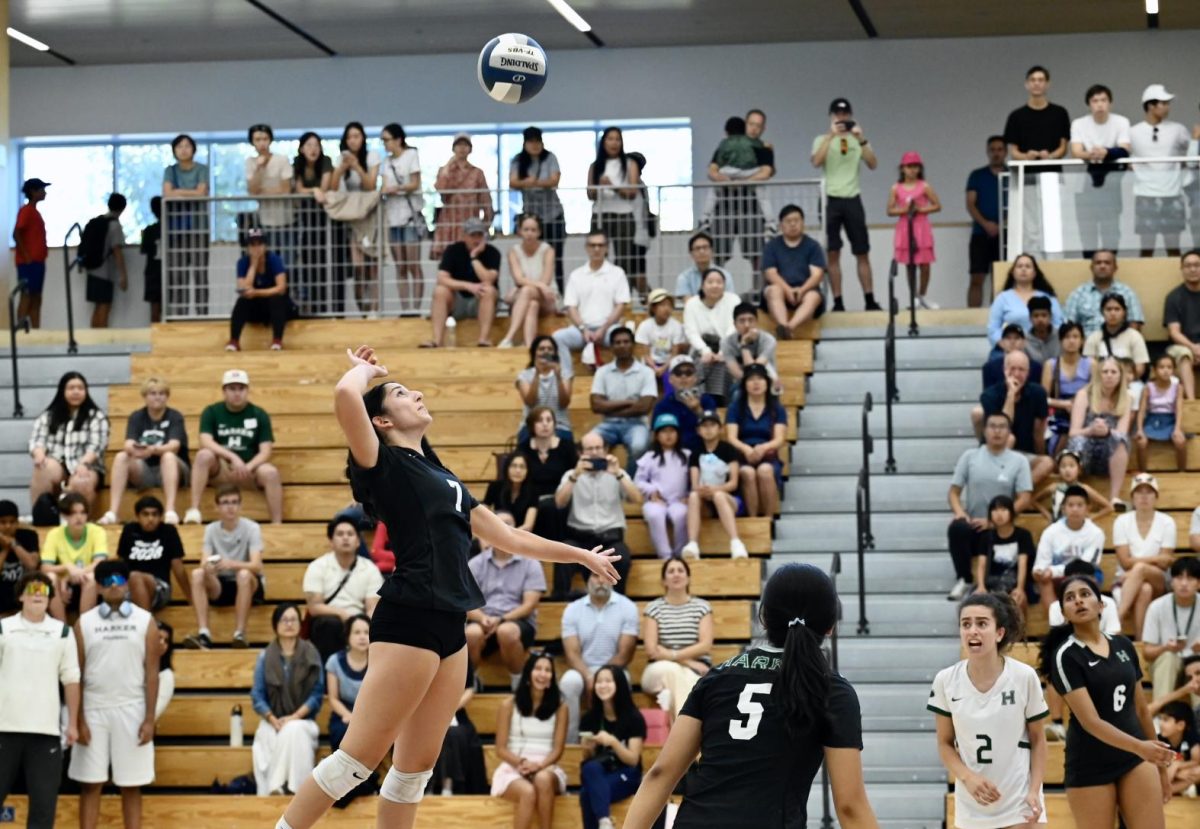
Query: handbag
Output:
[[300, 558, 357, 639], [390, 160, 431, 239]]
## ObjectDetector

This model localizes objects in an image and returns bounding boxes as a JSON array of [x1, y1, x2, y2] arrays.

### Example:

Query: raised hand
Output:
[[347, 345, 388, 379], [582, 545, 623, 584]]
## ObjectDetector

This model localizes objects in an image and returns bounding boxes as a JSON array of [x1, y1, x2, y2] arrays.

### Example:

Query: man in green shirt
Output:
[[183, 369, 283, 524], [811, 98, 879, 312]]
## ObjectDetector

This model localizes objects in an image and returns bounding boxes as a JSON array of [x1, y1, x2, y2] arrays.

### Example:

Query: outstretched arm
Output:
[[621, 716, 702, 829], [335, 346, 389, 469], [470, 503, 621, 584]]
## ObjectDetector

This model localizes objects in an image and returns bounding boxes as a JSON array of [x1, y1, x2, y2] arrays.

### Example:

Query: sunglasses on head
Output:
[[100, 574, 128, 588], [22, 581, 51, 597]]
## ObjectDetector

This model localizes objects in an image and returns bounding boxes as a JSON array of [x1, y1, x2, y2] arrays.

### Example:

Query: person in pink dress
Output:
[[887, 150, 942, 309], [432, 133, 495, 260]]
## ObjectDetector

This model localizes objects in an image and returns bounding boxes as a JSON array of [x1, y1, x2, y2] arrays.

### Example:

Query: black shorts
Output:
[[968, 233, 1001, 276], [1064, 748, 1143, 789], [212, 574, 265, 606], [478, 616, 537, 656], [144, 265, 162, 304], [86, 275, 114, 304], [1134, 195, 1186, 236], [760, 286, 827, 320], [370, 599, 467, 659], [826, 196, 870, 255]]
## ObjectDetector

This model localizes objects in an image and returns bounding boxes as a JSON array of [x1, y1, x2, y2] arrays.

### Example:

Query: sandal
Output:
[[418, 341, 439, 349], [476, 341, 493, 347]]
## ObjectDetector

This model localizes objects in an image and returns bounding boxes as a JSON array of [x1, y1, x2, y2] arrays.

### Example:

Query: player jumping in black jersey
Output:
[[277, 346, 621, 829], [1039, 572, 1174, 829], [622, 563, 879, 829]]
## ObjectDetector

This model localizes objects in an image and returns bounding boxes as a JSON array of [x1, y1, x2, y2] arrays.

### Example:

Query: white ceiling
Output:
[[9, 0, 1200, 67]]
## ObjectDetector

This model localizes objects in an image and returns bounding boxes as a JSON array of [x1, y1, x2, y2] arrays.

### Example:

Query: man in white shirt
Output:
[[1032, 485, 1105, 612], [1129, 84, 1191, 258], [1069, 84, 1132, 257], [552, 229, 630, 364], [1141, 558, 1200, 701], [245, 124, 294, 259], [302, 517, 383, 661]]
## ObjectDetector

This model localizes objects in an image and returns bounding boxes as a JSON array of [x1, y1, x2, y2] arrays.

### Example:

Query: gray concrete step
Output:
[[0, 386, 111, 416], [0, 454, 32, 488], [835, 637, 960, 684], [803, 782, 944, 826], [814, 335, 990, 372], [856, 684, 940, 732], [818, 323, 986, 340], [835, 595, 960, 638], [0, 353, 132, 387], [0, 343, 148, 356], [775, 552, 953, 594], [775, 513, 947, 552], [799, 402, 975, 440], [790, 437, 974, 476], [783, 474, 951, 513], [806, 368, 980, 405]]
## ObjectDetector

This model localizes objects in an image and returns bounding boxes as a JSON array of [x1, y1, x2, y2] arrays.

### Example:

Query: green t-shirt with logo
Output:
[[199, 402, 274, 462], [812, 132, 864, 198]]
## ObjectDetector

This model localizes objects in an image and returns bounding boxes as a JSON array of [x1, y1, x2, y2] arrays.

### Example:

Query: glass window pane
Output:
[[542, 129, 603, 234], [622, 127, 693, 231], [409, 134, 500, 227], [116, 143, 175, 242], [21, 145, 115, 245]]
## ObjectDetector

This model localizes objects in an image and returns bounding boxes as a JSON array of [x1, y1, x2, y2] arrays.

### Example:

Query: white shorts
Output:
[[953, 784, 1046, 829], [68, 703, 155, 787]]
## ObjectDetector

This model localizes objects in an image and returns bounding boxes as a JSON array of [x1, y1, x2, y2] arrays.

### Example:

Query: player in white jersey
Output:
[[69, 559, 160, 829], [929, 592, 1048, 828]]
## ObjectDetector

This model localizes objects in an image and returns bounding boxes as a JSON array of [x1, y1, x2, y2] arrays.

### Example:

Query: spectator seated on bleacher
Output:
[[634, 414, 691, 560], [725, 364, 787, 520], [651, 356, 715, 454], [1082, 292, 1149, 379], [673, 231, 735, 300], [552, 229, 630, 367], [427, 216, 501, 348], [559, 573, 639, 741], [183, 485, 264, 650], [1112, 474, 1176, 636], [1032, 449, 1113, 524], [682, 270, 739, 407], [981, 324, 1042, 391], [302, 516, 383, 662], [185, 369, 283, 525], [639, 556, 712, 719], [28, 371, 109, 517], [1023, 295, 1060, 366], [684, 410, 747, 560], [465, 511, 547, 690], [515, 336, 575, 444], [117, 495, 189, 613], [40, 492, 108, 617], [590, 326, 657, 473], [986, 253, 1063, 348], [498, 212, 558, 350], [1142, 558, 1200, 702], [0, 499, 41, 618], [760, 204, 827, 342], [723, 302, 779, 399], [553, 432, 637, 599], [1063, 250, 1145, 336], [102, 376, 190, 526], [1042, 322, 1090, 455], [635, 288, 688, 384], [1136, 355, 1187, 472], [492, 653, 569, 825], [979, 350, 1053, 485], [155, 620, 174, 721], [1164, 250, 1200, 400], [227, 228, 293, 352], [250, 602, 324, 797], [484, 454, 539, 532], [1156, 701, 1200, 795], [521, 407, 579, 544], [428, 663, 488, 796], [1148, 655, 1200, 721], [1065, 355, 1131, 510], [1033, 485, 1106, 614], [578, 665, 647, 829], [325, 613, 369, 752], [971, 494, 1035, 611]]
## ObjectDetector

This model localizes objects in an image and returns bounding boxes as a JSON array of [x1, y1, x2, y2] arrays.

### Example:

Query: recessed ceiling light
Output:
[[545, 0, 592, 33], [7, 27, 49, 52]]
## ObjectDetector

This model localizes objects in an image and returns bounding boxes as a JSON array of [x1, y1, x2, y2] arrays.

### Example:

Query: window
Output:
[[21, 145, 115, 245], [115, 143, 175, 241]]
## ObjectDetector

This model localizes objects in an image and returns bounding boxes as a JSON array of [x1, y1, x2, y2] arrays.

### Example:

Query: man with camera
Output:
[[651, 355, 716, 452], [552, 431, 639, 599]]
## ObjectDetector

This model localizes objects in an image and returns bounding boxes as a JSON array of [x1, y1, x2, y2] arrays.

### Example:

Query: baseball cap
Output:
[[22, 178, 50, 196], [900, 151, 923, 167], [652, 412, 680, 432], [743, 363, 771, 381], [646, 287, 672, 307], [246, 227, 266, 242], [698, 409, 722, 426], [463, 217, 488, 235], [829, 98, 853, 114], [1001, 323, 1026, 339], [668, 354, 695, 374], [1142, 83, 1174, 104], [222, 369, 250, 387], [1130, 473, 1159, 495], [452, 132, 473, 148]]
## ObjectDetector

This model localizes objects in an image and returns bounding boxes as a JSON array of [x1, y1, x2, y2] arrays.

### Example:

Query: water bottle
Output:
[[230, 704, 243, 747], [445, 316, 458, 348]]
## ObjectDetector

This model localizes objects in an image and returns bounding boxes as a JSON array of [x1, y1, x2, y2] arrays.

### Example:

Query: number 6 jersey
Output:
[[928, 658, 1048, 828], [674, 645, 863, 829]]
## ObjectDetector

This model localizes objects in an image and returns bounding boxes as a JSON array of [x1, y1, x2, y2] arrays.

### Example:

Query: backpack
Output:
[[77, 215, 112, 271]]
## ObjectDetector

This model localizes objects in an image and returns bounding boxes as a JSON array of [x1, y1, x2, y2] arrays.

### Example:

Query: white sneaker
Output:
[[655, 688, 673, 712], [1044, 722, 1066, 742], [598, 818, 615, 829], [97, 510, 118, 525], [916, 295, 940, 310], [497, 338, 514, 349], [680, 541, 700, 560], [730, 538, 749, 558], [183, 508, 203, 525], [164, 510, 180, 525], [946, 578, 971, 601]]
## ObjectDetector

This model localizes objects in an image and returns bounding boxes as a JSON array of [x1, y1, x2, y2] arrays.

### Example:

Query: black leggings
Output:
[[0, 731, 64, 829], [231, 294, 290, 341], [947, 518, 984, 582]]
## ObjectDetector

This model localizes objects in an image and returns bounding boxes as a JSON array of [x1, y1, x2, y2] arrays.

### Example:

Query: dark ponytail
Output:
[[958, 591, 1024, 651], [1037, 573, 1103, 680], [759, 564, 840, 740]]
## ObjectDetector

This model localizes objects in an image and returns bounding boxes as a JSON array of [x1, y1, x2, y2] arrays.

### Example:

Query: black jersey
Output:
[[674, 645, 863, 829], [1049, 632, 1145, 786], [353, 443, 484, 613]]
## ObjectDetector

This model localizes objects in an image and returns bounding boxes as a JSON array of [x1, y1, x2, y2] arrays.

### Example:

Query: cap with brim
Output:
[[453, 132, 473, 147], [1057, 449, 1082, 464], [222, 369, 250, 387], [743, 363, 771, 381], [668, 354, 694, 374], [829, 98, 852, 114], [463, 217, 488, 235], [646, 288, 671, 307], [698, 409, 722, 425], [22, 178, 50, 195], [1141, 83, 1174, 104], [1001, 323, 1026, 338], [246, 228, 265, 242], [1130, 473, 1159, 495], [900, 151, 923, 167], [652, 413, 680, 432]]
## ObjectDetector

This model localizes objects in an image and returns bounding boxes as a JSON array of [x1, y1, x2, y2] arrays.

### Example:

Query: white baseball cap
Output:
[[222, 369, 250, 387], [1142, 83, 1175, 104]]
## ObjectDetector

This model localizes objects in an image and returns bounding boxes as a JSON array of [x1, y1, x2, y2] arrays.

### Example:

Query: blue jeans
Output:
[[593, 418, 650, 474], [579, 759, 642, 829]]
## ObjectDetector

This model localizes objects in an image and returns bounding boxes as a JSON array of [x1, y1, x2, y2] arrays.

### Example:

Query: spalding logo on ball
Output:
[[477, 33, 548, 104]]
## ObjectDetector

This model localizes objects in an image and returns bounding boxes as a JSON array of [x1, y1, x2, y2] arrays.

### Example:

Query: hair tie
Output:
[[788, 617, 805, 628]]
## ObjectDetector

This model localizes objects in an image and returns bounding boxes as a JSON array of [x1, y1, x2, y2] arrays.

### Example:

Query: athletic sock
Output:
[[864, 292, 876, 305], [199, 627, 211, 638]]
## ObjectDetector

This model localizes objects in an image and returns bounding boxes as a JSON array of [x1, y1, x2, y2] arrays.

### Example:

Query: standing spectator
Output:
[[1023, 296, 1060, 366], [553, 432, 638, 597], [811, 98, 879, 311], [492, 653, 569, 829], [325, 614, 369, 752], [162, 134, 210, 315], [102, 376, 189, 525], [331, 121, 380, 315], [183, 485, 264, 649], [302, 517, 383, 662], [41, 492, 108, 615], [635, 288, 687, 383], [651, 355, 715, 452], [429, 665, 488, 796], [426, 217, 500, 348], [1164, 250, 1200, 400], [28, 371, 109, 513], [972, 495, 1036, 610], [499, 213, 557, 350], [380, 123, 426, 313], [251, 602, 324, 797], [1031, 486, 1106, 612], [0, 572, 81, 829], [1135, 354, 1187, 471], [887, 151, 942, 309], [69, 560, 159, 829], [1003, 66, 1071, 253], [1042, 322, 1091, 451], [589, 326, 658, 469], [964, 136, 1008, 308], [946, 412, 1034, 601], [0, 500, 39, 617], [1130, 84, 1190, 258], [484, 457, 540, 532], [587, 127, 642, 290], [761, 204, 827, 341], [635, 414, 691, 559], [682, 270, 739, 404], [552, 229, 630, 365], [292, 132, 334, 315], [521, 407, 579, 500], [578, 666, 647, 829], [1112, 474, 1176, 638], [726, 365, 787, 520], [184, 369, 282, 525], [510, 127, 566, 292], [705, 114, 774, 277], [722, 302, 778, 395], [117, 495, 190, 613], [140, 197, 163, 323], [84, 193, 128, 329], [987, 253, 1063, 345], [245, 123, 295, 269], [432, 133, 494, 260], [1063, 250, 1145, 335], [1141, 558, 1200, 701], [980, 351, 1052, 484], [13, 177, 49, 328], [673, 232, 736, 300], [1066, 356, 1132, 510], [683, 410, 747, 559], [465, 511, 546, 689], [1082, 292, 1149, 377], [559, 573, 639, 741], [515, 338, 574, 443], [639, 557, 713, 717], [227, 228, 291, 351], [1069, 85, 1132, 257]]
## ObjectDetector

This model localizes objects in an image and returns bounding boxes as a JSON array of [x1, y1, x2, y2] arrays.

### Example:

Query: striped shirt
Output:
[[645, 596, 712, 664], [28, 408, 110, 476]]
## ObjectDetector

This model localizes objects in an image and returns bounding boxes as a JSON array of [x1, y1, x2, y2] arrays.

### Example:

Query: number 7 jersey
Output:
[[927, 658, 1049, 828]]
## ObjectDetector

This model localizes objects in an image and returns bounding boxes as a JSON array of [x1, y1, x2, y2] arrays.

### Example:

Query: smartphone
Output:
[[841, 120, 857, 131], [545, 354, 558, 363], [207, 554, 222, 564], [588, 458, 608, 471]]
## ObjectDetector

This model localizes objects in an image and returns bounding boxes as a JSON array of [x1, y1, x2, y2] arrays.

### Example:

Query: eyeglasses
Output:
[[277, 616, 300, 625], [22, 581, 51, 597], [100, 574, 128, 588], [672, 368, 696, 377]]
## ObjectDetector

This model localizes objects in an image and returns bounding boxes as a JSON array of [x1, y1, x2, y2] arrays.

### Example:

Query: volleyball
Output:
[[476, 33, 548, 104]]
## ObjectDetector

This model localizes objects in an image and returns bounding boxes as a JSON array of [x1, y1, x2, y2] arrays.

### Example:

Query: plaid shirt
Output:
[[28, 408, 110, 476]]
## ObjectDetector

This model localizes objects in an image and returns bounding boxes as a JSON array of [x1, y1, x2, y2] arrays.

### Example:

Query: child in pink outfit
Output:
[[888, 151, 942, 309], [635, 415, 691, 558]]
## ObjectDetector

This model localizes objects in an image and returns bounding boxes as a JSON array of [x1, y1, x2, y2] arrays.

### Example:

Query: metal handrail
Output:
[[820, 550, 843, 829], [61, 222, 81, 355], [860, 393, 874, 549], [902, 208, 920, 337], [883, 263, 899, 473], [8, 284, 30, 418], [854, 474, 870, 636]]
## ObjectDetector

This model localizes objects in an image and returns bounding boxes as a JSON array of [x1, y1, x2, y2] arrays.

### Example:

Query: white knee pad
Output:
[[311, 749, 372, 801], [275, 819, 295, 829], [379, 766, 434, 804]]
